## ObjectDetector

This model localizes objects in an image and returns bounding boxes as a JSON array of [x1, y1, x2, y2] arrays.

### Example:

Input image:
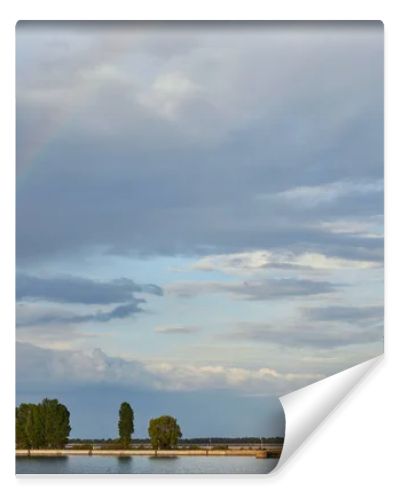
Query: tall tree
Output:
[[16, 403, 33, 448], [39, 398, 71, 448], [148, 415, 182, 450], [41, 399, 71, 448], [118, 402, 134, 448], [16, 399, 70, 449], [16, 403, 45, 449], [26, 403, 45, 448]]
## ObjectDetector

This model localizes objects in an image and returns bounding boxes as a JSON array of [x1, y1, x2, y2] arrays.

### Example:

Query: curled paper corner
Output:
[[275, 355, 383, 471]]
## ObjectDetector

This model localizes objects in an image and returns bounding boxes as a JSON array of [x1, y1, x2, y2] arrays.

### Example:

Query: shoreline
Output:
[[16, 448, 281, 459]]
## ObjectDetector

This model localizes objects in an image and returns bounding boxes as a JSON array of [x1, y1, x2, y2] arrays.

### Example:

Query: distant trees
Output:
[[118, 402, 134, 448], [16, 398, 71, 449], [148, 415, 182, 450]]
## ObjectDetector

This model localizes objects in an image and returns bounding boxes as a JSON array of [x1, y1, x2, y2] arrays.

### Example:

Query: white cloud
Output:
[[257, 179, 383, 208], [192, 249, 379, 276], [16, 342, 321, 394], [292, 252, 377, 270], [317, 215, 383, 238], [137, 72, 201, 120], [145, 362, 320, 390]]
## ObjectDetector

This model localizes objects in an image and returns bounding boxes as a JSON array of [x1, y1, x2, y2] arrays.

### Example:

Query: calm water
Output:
[[16, 455, 278, 474]]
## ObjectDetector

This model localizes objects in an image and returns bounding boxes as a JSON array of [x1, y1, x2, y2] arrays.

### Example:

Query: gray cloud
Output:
[[16, 274, 162, 304], [17, 301, 145, 327], [303, 305, 383, 324], [230, 321, 383, 349], [16, 274, 163, 326], [16, 341, 155, 390], [154, 325, 199, 334], [166, 278, 340, 300], [16, 22, 383, 264], [16, 341, 321, 394]]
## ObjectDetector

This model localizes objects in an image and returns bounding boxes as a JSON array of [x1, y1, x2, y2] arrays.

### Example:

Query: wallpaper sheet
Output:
[[15, 21, 383, 474]]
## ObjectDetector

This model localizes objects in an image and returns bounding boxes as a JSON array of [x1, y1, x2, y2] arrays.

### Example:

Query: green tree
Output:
[[118, 402, 134, 448], [41, 398, 71, 448], [16, 399, 71, 449], [26, 403, 45, 448], [148, 415, 182, 450], [16, 403, 33, 448], [16, 403, 45, 449]]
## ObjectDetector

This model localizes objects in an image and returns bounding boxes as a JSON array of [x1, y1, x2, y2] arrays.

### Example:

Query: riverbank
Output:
[[16, 448, 281, 459]]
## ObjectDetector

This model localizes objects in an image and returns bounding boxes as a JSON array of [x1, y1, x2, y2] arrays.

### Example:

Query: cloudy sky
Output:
[[16, 21, 383, 438]]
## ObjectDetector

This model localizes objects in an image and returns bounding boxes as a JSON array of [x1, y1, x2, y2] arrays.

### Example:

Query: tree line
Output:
[[16, 399, 283, 450], [16, 399, 182, 450]]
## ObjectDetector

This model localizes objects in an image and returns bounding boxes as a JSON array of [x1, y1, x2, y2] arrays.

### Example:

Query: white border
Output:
[[1, 1, 398, 499]]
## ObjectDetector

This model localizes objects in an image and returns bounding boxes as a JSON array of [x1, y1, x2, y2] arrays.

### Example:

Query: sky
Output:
[[15, 21, 383, 439]]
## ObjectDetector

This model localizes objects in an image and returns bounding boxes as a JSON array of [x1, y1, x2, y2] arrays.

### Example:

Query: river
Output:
[[16, 455, 279, 474]]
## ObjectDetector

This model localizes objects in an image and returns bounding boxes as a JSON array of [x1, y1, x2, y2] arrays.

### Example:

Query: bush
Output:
[[69, 444, 93, 450]]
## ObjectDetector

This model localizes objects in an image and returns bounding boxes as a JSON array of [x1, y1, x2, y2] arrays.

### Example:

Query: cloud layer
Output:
[[17, 341, 321, 395], [166, 277, 339, 300], [303, 305, 383, 324], [17, 274, 162, 303], [192, 249, 381, 276], [16, 274, 162, 325], [229, 320, 382, 349], [15, 23, 384, 433], [16, 22, 383, 264], [154, 324, 199, 334]]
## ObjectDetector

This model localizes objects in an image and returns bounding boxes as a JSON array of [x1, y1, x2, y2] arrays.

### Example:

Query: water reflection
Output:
[[16, 455, 278, 474]]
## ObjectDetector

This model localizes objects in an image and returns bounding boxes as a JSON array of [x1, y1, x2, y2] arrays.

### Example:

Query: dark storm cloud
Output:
[[303, 305, 384, 324], [16, 22, 383, 263], [16, 274, 162, 304]]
